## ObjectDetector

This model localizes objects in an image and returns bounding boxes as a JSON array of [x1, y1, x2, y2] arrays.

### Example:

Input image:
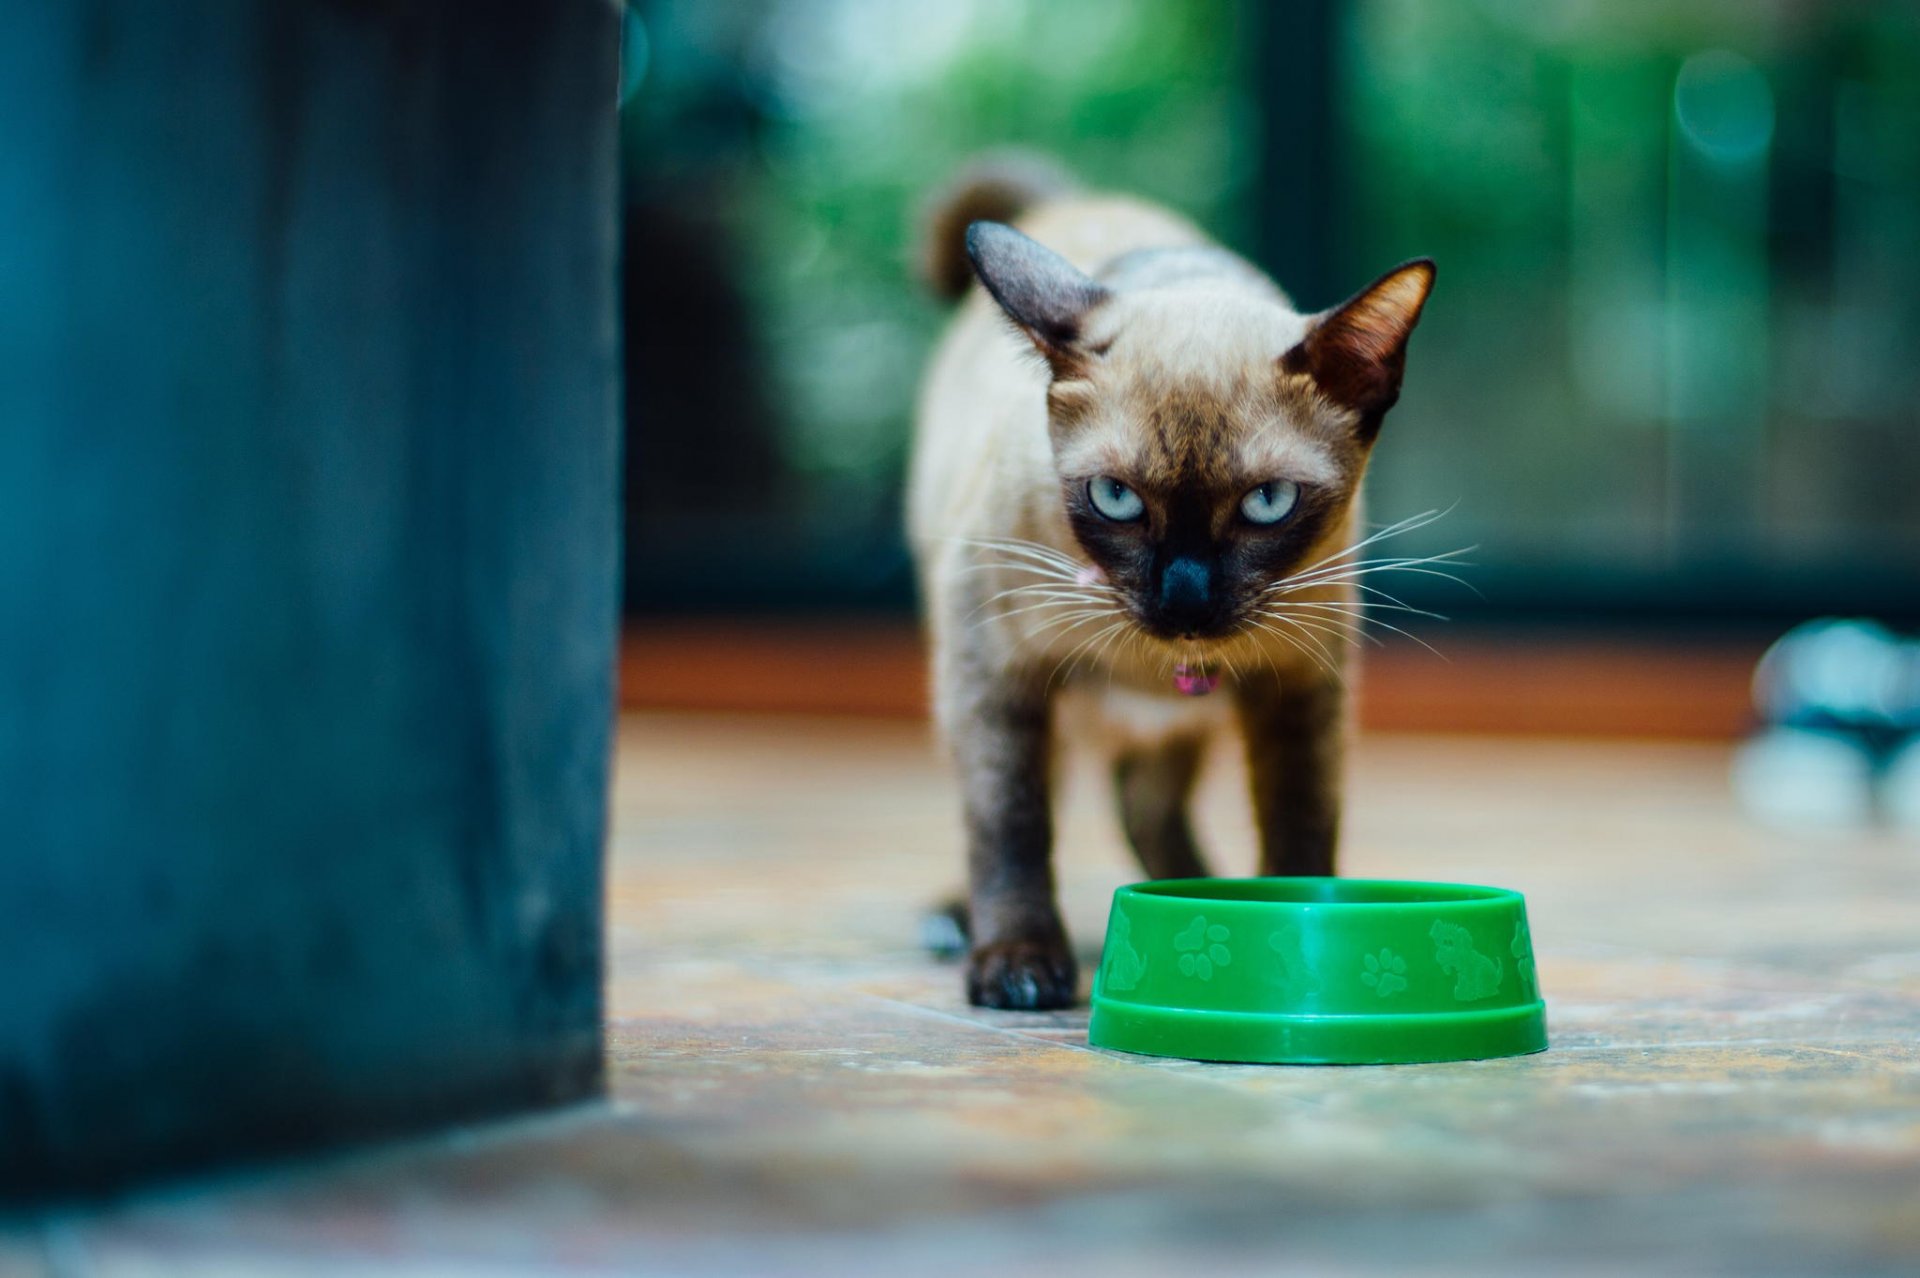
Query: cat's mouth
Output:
[[1172, 660, 1220, 697]]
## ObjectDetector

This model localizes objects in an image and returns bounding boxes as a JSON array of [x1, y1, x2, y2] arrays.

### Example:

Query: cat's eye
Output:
[[1088, 476, 1145, 522], [1240, 480, 1300, 526]]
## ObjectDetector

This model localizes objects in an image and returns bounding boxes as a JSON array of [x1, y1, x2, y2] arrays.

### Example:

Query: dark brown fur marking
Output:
[[1114, 737, 1211, 881], [1238, 673, 1347, 877], [949, 657, 1077, 1009], [1286, 259, 1435, 441]]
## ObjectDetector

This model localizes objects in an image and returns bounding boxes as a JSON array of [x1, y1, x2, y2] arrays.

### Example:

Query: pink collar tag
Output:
[[1173, 662, 1219, 697]]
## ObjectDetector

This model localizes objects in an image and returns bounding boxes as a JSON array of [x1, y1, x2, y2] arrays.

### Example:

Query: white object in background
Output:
[[1883, 737, 1920, 834], [1752, 618, 1908, 728], [1731, 727, 1876, 831]]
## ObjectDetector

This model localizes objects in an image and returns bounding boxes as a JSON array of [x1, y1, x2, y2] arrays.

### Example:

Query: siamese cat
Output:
[[908, 160, 1436, 1010]]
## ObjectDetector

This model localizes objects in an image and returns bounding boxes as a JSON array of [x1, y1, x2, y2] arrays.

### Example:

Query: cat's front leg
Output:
[[1239, 672, 1347, 878], [950, 668, 1075, 1010]]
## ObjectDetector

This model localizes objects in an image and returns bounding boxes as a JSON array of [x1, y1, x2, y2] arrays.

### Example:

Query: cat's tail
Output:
[[916, 151, 1077, 300]]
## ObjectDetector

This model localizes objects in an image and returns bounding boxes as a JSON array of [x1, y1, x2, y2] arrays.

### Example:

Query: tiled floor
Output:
[[12, 713, 1920, 1275]]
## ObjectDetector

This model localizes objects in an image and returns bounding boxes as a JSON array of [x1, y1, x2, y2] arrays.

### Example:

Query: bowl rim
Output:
[[1118, 875, 1523, 913]]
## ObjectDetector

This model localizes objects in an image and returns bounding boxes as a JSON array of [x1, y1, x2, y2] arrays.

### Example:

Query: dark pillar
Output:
[[0, 0, 621, 1196], [1250, 0, 1344, 308]]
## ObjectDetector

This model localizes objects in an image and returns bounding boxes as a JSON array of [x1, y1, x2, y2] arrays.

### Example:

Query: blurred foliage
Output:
[[1348, 0, 1920, 596], [622, 0, 1253, 529], [623, 0, 1920, 616]]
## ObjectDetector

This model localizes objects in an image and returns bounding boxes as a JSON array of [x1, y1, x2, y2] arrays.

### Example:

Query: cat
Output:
[[908, 157, 1434, 1009]]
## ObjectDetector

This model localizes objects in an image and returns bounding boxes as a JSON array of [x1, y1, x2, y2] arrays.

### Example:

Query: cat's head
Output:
[[966, 221, 1432, 648]]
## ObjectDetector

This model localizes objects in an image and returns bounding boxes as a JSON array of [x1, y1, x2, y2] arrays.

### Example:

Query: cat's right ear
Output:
[[1282, 259, 1435, 440], [965, 221, 1111, 378]]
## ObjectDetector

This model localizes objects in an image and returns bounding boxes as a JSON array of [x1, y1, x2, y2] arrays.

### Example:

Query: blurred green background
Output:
[[619, 0, 1920, 624]]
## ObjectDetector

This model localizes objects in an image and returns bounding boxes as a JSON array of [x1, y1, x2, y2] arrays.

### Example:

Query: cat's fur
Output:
[[908, 160, 1434, 1009]]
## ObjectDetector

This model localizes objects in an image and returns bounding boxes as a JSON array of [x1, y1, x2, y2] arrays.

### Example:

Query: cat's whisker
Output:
[[985, 577, 1113, 598], [1276, 543, 1475, 578], [951, 536, 1090, 576], [1263, 600, 1381, 637], [1216, 644, 1243, 688], [1272, 599, 1449, 661], [1266, 608, 1372, 642], [954, 556, 1075, 580], [1218, 625, 1280, 685], [1279, 554, 1475, 587], [1025, 611, 1125, 641], [1265, 501, 1474, 607], [1282, 630, 1349, 689], [964, 589, 1109, 627], [1281, 507, 1452, 581], [1363, 503, 1458, 535], [982, 595, 1109, 617], [1242, 614, 1343, 684], [949, 532, 1082, 559], [1121, 627, 1150, 684], [999, 600, 1117, 634], [1059, 614, 1128, 652], [1269, 586, 1455, 655], [1256, 631, 1285, 681], [970, 580, 1100, 605], [1267, 547, 1477, 595], [1289, 553, 1478, 582], [1257, 607, 1368, 654], [1243, 612, 1327, 665], [1106, 630, 1130, 694], [1327, 578, 1441, 619], [1026, 615, 1116, 675], [955, 565, 1079, 593], [1266, 567, 1475, 610], [1285, 593, 1447, 621], [1359, 616, 1449, 660], [1050, 618, 1131, 691], [1088, 618, 1132, 679], [973, 585, 1111, 613], [1036, 605, 1118, 632], [1279, 565, 1479, 602], [1261, 605, 1377, 648], [990, 602, 1114, 630], [1269, 613, 1353, 667], [1277, 597, 1393, 622]]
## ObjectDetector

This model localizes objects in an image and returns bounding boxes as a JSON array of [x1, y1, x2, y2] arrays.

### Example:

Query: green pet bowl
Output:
[[1088, 877, 1547, 1065]]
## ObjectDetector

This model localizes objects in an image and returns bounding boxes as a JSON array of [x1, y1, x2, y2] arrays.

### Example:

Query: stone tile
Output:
[[13, 714, 1920, 1275]]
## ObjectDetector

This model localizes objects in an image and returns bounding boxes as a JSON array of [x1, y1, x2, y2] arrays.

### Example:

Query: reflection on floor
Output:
[[16, 713, 1920, 1275]]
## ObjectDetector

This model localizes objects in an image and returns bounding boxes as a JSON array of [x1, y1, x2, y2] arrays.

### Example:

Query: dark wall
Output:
[[0, 1, 621, 1196]]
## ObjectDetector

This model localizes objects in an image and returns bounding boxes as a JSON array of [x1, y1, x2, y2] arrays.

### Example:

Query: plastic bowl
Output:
[[1088, 877, 1547, 1065]]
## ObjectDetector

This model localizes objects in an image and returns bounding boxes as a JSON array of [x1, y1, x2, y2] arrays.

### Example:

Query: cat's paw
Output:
[[966, 938, 1078, 1010]]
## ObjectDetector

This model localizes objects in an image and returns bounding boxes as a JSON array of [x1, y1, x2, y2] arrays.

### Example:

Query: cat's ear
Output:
[[966, 221, 1111, 378], [1283, 259, 1434, 437]]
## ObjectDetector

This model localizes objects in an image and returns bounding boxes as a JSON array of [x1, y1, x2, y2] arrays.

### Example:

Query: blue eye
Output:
[[1240, 480, 1300, 525], [1088, 476, 1145, 522]]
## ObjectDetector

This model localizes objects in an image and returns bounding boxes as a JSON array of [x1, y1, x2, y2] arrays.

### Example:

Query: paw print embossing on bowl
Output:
[[1173, 915, 1231, 980], [1360, 947, 1409, 997]]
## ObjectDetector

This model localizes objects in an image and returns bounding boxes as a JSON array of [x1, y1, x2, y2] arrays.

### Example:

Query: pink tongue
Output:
[[1173, 662, 1219, 697]]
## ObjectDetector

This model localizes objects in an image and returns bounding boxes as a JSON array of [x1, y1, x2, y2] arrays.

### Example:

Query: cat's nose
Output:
[[1156, 556, 1214, 635]]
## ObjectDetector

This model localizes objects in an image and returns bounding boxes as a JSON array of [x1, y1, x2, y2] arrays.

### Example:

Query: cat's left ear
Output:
[[1283, 259, 1435, 438], [966, 221, 1111, 378]]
